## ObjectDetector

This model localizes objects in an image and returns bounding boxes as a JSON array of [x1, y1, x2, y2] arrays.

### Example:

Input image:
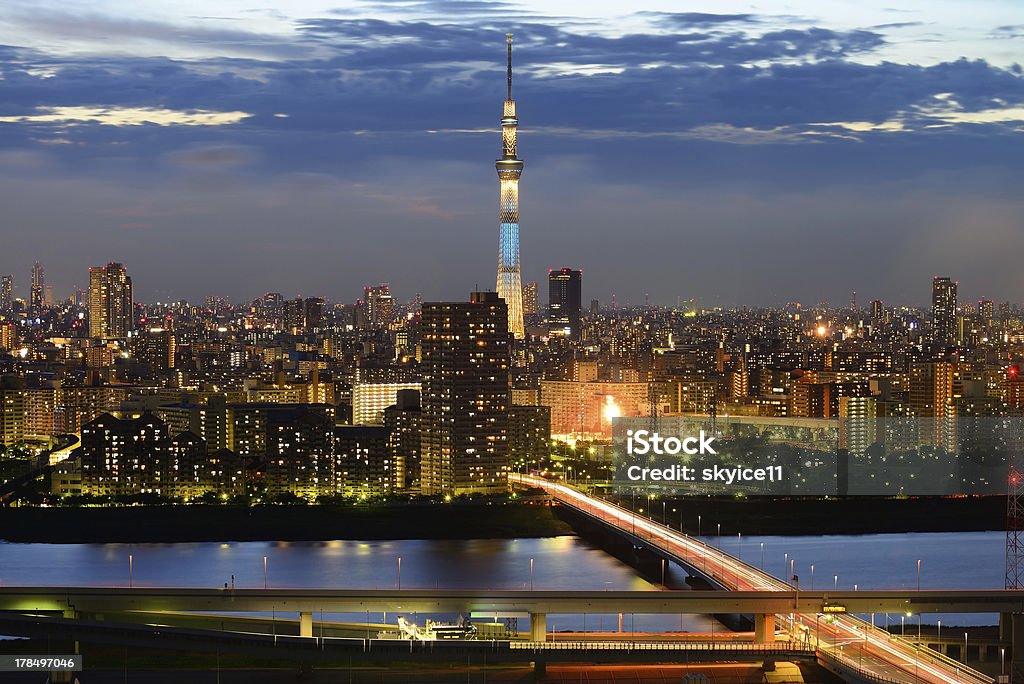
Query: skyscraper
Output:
[[0, 275, 11, 312], [931, 276, 957, 347], [522, 281, 538, 316], [548, 268, 582, 339], [495, 34, 525, 339], [30, 262, 44, 313], [88, 262, 133, 339], [363, 284, 395, 329], [420, 291, 510, 495]]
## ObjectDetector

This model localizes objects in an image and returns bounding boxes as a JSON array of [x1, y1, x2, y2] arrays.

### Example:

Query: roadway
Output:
[[1, 587, 1022, 616], [510, 472, 995, 684]]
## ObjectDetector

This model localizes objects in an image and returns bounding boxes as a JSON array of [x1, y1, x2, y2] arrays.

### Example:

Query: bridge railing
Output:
[[817, 648, 905, 684], [509, 640, 811, 654]]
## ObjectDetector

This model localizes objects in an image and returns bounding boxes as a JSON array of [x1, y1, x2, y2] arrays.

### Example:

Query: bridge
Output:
[[510, 472, 1008, 684], [2, 587, 1023, 620]]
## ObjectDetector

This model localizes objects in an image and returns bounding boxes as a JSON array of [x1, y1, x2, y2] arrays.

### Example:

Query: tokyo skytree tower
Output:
[[495, 33, 525, 339]]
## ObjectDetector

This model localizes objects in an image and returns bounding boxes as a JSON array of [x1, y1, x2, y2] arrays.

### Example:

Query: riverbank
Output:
[[616, 494, 1005, 536], [0, 502, 573, 543], [0, 494, 1005, 543]]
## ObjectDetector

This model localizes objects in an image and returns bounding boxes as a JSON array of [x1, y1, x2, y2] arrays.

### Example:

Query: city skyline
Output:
[[0, 260, 1017, 313], [0, 2, 1022, 305]]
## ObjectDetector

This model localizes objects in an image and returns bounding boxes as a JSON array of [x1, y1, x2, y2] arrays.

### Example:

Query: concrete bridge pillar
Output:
[[1004, 612, 1024, 683], [754, 614, 776, 644], [530, 613, 547, 642], [299, 611, 313, 638]]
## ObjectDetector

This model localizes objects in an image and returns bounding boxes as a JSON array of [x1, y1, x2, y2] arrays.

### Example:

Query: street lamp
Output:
[[964, 632, 968, 664], [129, 554, 133, 589], [760, 542, 765, 570], [810, 564, 814, 590], [397, 557, 402, 590], [698, 514, 702, 537], [530, 558, 534, 591], [834, 574, 838, 590], [716, 522, 721, 548], [263, 555, 268, 590], [917, 559, 922, 591]]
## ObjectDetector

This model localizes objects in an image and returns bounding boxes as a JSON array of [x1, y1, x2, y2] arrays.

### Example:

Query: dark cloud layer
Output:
[[0, 7, 1022, 307]]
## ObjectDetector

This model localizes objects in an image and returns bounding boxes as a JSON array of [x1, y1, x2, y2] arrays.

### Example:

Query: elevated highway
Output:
[[510, 473, 998, 684]]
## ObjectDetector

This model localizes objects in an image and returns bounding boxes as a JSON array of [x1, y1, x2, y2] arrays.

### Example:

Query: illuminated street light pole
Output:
[[760, 542, 764, 570], [263, 555, 268, 590], [129, 554, 133, 589], [917, 559, 922, 591], [397, 557, 402, 590], [530, 558, 534, 591], [810, 564, 814, 590]]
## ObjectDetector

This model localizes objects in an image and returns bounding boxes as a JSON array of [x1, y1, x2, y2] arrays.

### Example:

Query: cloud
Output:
[[0, 105, 252, 126]]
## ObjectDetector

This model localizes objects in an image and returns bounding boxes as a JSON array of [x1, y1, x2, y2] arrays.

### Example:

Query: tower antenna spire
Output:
[[506, 33, 513, 100]]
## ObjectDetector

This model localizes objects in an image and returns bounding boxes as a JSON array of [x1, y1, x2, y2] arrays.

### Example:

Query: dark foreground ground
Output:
[[0, 494, 1005, 543], [0, 661, 835, 684], [0, 502, 572, 543]]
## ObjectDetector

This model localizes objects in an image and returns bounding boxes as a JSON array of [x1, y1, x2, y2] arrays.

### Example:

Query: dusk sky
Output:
[[0, 0, 1022, 308]]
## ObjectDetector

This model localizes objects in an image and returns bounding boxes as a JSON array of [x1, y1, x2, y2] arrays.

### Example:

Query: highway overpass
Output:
[[510, 472, 1000, 684]]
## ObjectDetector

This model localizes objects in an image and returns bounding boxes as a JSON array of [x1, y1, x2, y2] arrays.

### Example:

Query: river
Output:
[[0, 531, 1003, 632]]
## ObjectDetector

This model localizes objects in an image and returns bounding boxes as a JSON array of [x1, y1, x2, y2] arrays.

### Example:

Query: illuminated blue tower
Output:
[[495, 33, 525, 339]]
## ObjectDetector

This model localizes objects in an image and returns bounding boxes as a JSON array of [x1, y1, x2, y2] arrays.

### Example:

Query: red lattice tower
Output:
[[1007, 465, 1024, 589]]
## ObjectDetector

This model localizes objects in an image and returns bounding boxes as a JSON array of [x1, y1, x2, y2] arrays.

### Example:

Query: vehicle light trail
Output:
[[510, 473, 991, 684]]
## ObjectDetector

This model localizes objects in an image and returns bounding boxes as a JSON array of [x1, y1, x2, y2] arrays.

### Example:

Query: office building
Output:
[[548, 268, 582, 339], [30, 262, 44, 313]]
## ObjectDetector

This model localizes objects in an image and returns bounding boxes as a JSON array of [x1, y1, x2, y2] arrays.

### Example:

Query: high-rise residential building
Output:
[[30, 262, 44, 314], [0, 381, 26, 447], [931, 276, 957, 347], [363, 285, 395, 329], [0, 275, 12, 311], [495, 34, 525, 339], [978, 299, 994, 323], [870, 299, 883, 320], [420, 292, 510, 495], [384, 389, 421, 492], [548, 268, 582, 339], [522, 281, 538, 315], [333, 425, 394, 497], [0, 322, 15, 352], [303, 297, 324, 330], [88, 262, 133, 339], [135, 327, 176, 372], [352, 380, 421, 425]]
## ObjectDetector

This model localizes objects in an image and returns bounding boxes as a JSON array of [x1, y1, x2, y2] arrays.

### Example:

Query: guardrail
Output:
[[510, 640, 811, 654], [818, 648, 905, 684]]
